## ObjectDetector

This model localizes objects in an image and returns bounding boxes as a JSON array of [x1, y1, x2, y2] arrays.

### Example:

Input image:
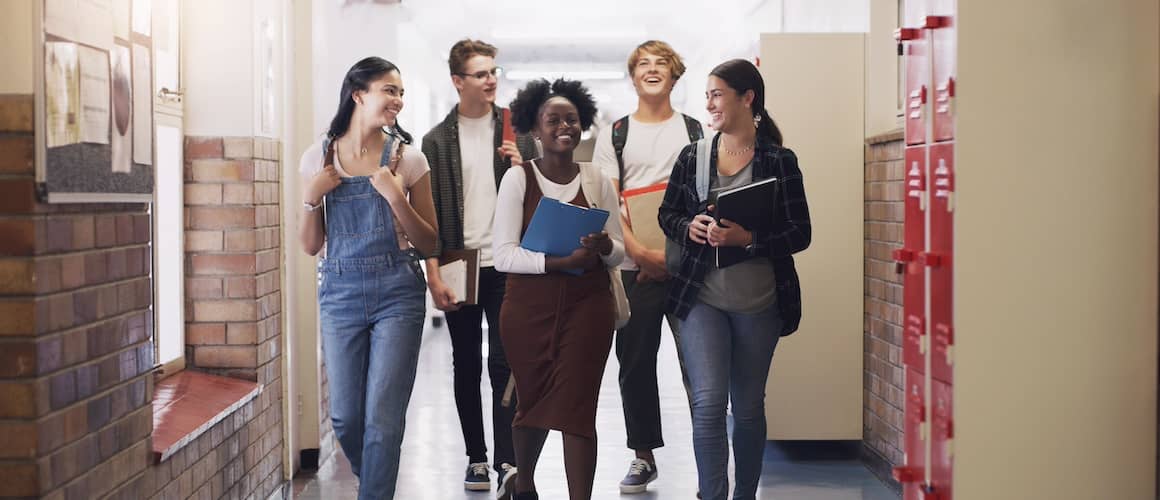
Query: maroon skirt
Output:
[[499, 268, 614, 438]]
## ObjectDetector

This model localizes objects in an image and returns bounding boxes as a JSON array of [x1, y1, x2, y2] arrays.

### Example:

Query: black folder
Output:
[[711, 176, 779, 268]]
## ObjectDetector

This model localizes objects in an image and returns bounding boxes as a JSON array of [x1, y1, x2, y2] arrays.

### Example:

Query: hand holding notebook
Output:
[[710, 176, 779, 268], [520, 197, 610, 275]]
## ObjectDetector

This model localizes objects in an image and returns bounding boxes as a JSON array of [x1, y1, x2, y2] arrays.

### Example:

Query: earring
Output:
[[753, 113, 762, 129]]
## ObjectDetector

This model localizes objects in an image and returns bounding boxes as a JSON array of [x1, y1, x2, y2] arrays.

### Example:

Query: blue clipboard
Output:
[[520, 197, 610, 275]]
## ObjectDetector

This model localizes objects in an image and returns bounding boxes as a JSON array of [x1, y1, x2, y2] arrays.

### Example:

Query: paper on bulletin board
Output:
[[132, 44, 152, 165], [44, 0, 114, 52], [77, 46, 110, 144], [110, 43, 132, 173], [45, 42, 80, 148]]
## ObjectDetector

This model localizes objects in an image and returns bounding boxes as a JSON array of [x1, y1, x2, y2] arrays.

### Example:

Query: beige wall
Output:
[[183, 0, 287, 139], [955, 1, 1159, 498], [0, 0, 34, 94], [866, 0, 900, 136], [761, 33, 865, 439]]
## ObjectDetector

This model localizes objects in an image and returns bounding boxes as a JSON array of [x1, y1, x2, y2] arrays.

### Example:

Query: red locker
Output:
[[928, 143, 954, 383], [893, 368, 927, 500], [897, 27, 928, 146], [927, 7, 955, 142], [929, 379, 954, 500], [895, 146, 927, 370]]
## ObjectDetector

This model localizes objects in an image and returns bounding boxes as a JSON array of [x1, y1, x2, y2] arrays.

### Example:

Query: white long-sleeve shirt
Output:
[[492, 162, 625, 275]]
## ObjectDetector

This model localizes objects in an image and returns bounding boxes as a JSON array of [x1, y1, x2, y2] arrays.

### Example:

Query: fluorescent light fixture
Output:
[[489, 28, 647, 42], [505, 70, 626, 80]]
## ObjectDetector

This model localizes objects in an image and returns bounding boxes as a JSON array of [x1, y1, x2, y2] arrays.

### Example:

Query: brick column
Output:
[[861, 129, 906, 490], [184, 136, 282, 383], [0, 94, 154, 499]]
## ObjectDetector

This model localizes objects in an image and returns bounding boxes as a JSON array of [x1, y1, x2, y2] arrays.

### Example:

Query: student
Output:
[[493, 78, 625, 500], [298, 56, 438, 500], [658, 59, 812, 500], [591, 40, 703, 494], [420, 38, 537, 495]]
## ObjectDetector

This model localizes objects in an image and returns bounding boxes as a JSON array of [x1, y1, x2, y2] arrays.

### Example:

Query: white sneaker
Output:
[[497, 463, 518, 499]]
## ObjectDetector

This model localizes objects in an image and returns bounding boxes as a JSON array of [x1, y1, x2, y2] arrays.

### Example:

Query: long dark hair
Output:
[[709, 59, 783, 146], [327, 56, 412, 144]]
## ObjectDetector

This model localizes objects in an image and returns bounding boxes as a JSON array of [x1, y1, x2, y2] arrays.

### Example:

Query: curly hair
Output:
[[509, 78, 598, 134]]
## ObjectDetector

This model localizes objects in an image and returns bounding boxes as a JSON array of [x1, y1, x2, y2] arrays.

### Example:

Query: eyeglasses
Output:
[[455, 67, 503, 80]]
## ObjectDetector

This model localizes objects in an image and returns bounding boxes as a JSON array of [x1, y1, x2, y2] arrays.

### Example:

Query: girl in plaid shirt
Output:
[[658, 59, 811, 500]]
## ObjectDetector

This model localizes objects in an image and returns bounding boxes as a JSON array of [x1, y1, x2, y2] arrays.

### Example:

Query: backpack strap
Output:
[[681, 113, 704, 142], [610, 115, 630, 188], [694, 137, 712, 203]]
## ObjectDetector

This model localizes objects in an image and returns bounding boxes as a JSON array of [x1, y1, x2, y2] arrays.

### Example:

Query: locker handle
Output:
[[924, 15, 953, 29], [892, 466, 920, 483], [894, 27, 923, 41], [893, 248, 915, 274]]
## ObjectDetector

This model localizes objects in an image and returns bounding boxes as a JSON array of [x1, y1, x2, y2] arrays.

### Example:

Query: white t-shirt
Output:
[[299, 137, 431, 251], [457, 113, 498, 266], [492, 162, 625, 275], [591, 113, 701, 270]]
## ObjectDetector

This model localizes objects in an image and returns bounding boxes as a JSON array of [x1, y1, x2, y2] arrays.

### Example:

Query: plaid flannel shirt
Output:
[[658, 133, 811, 335], [421, 104, 538, 258]]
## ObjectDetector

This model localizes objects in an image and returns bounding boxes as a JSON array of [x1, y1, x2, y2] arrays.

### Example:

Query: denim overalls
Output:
[[317, 134, 426, 500]]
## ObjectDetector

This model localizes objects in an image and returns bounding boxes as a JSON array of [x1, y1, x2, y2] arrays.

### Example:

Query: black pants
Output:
[[616, 269, 693, 451], [446, 266, 515, 468]]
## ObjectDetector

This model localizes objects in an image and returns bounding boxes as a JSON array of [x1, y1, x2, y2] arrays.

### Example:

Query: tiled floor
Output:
[[293, 319, 899, 500]]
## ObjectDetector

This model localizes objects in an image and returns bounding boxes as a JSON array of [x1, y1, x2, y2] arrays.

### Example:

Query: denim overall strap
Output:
[[319, 129, 416, 273]]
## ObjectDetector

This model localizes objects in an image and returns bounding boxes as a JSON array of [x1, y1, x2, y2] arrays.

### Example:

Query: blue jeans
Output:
[[679, 301, 782, 500], [319, 258, 426, 500]]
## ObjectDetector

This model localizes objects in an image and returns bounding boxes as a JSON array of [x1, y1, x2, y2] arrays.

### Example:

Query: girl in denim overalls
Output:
[[298, 57, 438, 500]]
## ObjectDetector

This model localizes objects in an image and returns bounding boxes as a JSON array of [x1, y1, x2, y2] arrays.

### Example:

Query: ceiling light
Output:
[[505, 70, 626, 80]]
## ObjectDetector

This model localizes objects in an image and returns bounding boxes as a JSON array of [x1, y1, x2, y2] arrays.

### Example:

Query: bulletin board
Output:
[[35, 0, 154, 203]]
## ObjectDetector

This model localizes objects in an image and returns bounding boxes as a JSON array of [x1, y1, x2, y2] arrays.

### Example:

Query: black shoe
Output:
[[497, 463, 518, 499], [513, 492, 539, 500], [464, 462, 490, 491], [619, 459, 658, 494]]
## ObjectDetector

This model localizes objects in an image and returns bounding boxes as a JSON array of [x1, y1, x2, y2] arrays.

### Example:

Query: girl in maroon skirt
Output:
[[491, 78, 625, 500]]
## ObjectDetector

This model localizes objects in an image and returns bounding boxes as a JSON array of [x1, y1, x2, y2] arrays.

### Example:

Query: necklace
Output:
[[720, 143, 753, 156]]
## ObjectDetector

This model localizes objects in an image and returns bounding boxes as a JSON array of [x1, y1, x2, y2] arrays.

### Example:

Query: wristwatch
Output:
[[744, 232, 757, 255], [303, 200, 322, 212]]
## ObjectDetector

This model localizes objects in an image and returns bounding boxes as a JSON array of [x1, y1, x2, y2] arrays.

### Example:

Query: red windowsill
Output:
[[151, 370, 262, 463]]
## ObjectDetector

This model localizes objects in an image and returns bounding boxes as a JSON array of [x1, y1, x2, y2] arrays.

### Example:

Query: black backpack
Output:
[[610, 113, 704, 188]]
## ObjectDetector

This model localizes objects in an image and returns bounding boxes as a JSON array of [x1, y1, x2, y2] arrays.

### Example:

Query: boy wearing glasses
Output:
[[421, 38, 537, 496]]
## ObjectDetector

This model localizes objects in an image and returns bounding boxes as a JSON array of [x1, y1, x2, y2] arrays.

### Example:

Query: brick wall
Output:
[[0, 94, 155, 499], [184, 137, 282, 383], [861, 129, 906, 490], [0, 94, 286, 499]]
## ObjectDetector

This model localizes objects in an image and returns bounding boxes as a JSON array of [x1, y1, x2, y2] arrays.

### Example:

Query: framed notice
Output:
[[35, 0, 154, 203]]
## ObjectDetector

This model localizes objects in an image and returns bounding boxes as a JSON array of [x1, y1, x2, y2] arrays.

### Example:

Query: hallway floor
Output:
[[293, 319, 899, 500]]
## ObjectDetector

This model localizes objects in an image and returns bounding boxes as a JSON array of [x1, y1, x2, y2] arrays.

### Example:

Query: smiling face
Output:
[[705, 75, 753, 132], [452, 54, 498, 106], [631, 51, 676, 99], [534, 96, 582, 154], [354, 70, 405, 128]]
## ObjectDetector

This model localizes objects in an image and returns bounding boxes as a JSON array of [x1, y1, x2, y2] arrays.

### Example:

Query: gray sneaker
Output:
[[618, 458, 658, 494]]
